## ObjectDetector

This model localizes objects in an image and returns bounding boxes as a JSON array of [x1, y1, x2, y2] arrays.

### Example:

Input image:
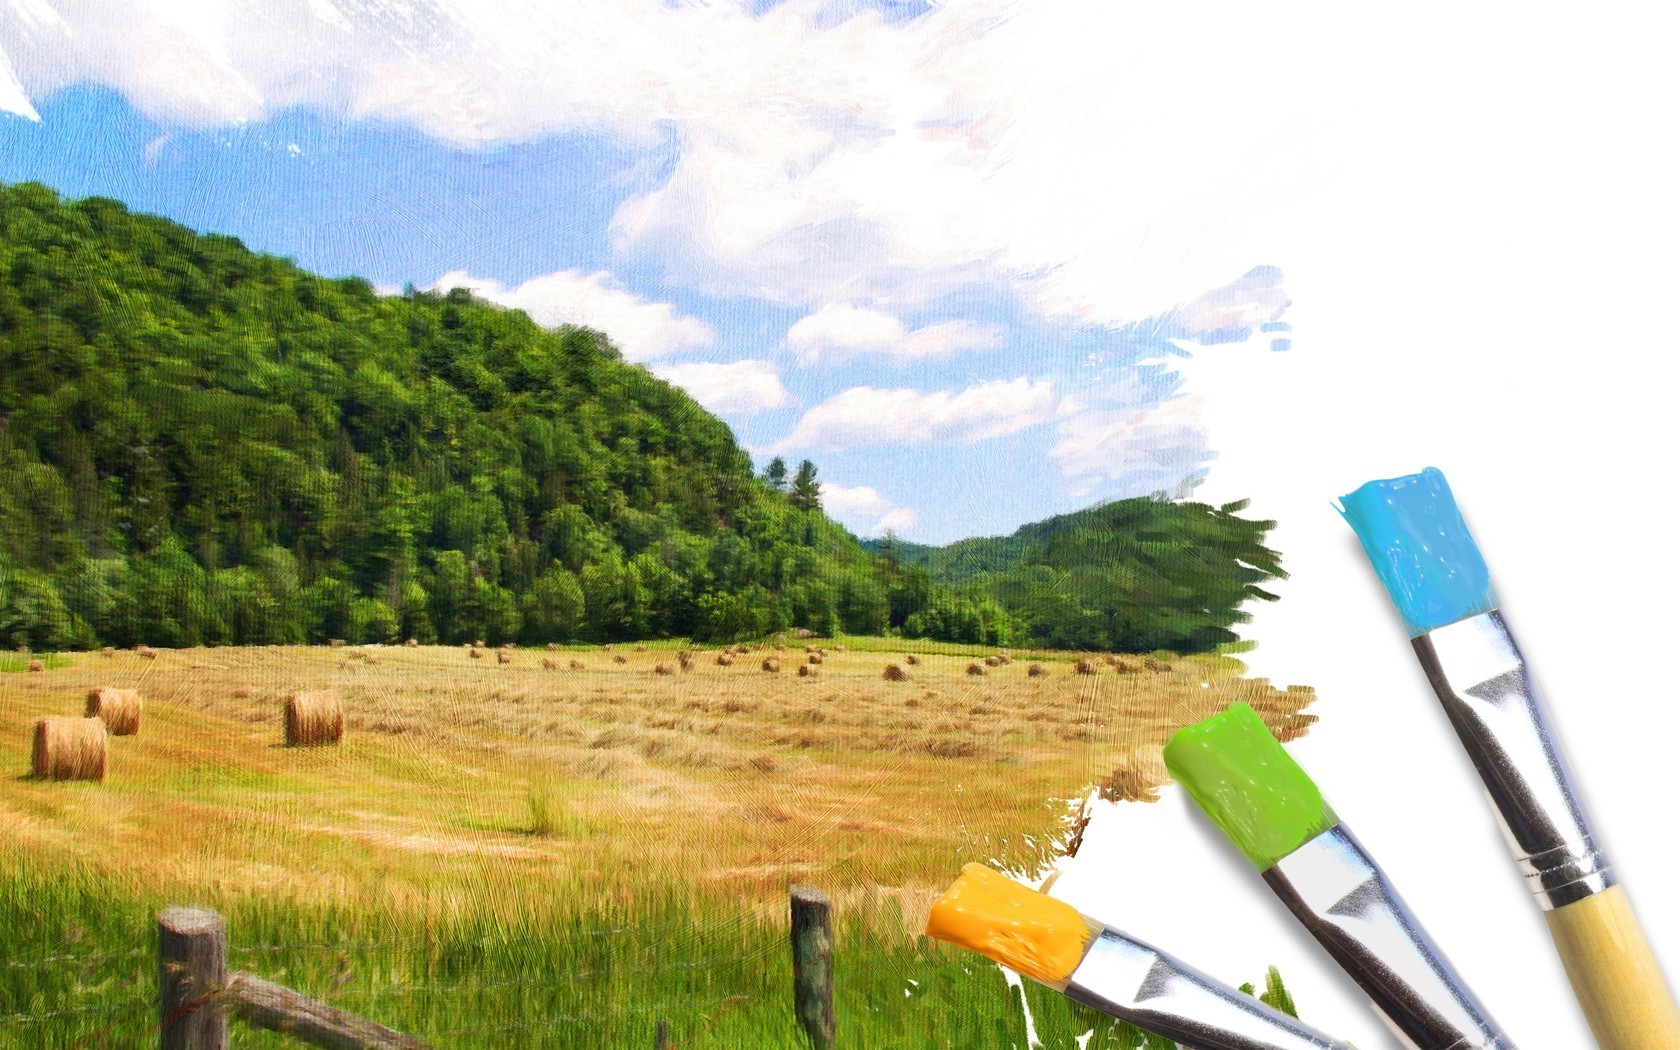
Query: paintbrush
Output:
[[1339, 467, 1680, 1049], [924, 862, 1356, 1050], [1164, 702, 1515, 1049]]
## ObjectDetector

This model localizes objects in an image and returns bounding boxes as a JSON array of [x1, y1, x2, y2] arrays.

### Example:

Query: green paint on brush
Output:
[[1163, 702, 1338, 870]]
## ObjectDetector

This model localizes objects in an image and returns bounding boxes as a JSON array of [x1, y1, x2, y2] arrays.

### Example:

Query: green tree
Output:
[[521, 563, 586, 642], [789, 460, 821, 512]]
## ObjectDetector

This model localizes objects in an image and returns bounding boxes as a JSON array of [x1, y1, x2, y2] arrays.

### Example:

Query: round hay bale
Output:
[[904, 654, 921, 665], [613, 654, 628, 664], [497, 650, 512, 664], [328, 638, 345, 649], [364, 654, 379, 666], [805, 646, 816, 654], [798, 663, 817, 678], [1113, 658, 1140, 674], [635, 644, 647, 652], [500, 642, 514, 650], [14, 645, 27, 654], [100, 646, 115, 658], [27, 659, 43, 673], [1075, 658, 1098, 675], [569, 659, 587, 670], [984, 656, 1002, 667], [85, 687, 142, 736], [469, 648, 485, 660], [542, 657, 559, 670], [793, 628, 815, 639], [833, 645, 845, 652], [1026, 663, 1048, 677], [967, 662, 987, 676], [31, 717, 107, 782], [405, 637, 419, 647], [475, 640, 487, 649], [546, 643, 559, 652], [654, 662, 676, 676], [761, 657, 781, 672], [882, 663, 909, 681], [139, 647, 158, 660], [807, 653, 823, 665], [602, 644, 613, 652], [284, 690, 344, 747], [677, 651, 694, 670], [716, 653, 735, 666], [1145, 657, 1173, 672]]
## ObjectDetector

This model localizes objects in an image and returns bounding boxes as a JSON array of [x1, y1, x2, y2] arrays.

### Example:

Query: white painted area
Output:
[[1064, 7, 1680, 1042]]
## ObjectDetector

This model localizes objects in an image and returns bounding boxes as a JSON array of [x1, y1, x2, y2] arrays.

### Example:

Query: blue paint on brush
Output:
[[1337, 468, 1498, 637]]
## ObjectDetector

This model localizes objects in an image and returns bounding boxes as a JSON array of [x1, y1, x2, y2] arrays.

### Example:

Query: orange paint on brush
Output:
[[924, 863, 1098, 989]]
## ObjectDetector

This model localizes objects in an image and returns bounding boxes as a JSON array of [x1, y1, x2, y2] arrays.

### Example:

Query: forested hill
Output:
[[0, 180, 968, 649], [866, 498, 1286, 654], [0, 182, 1286, 654]]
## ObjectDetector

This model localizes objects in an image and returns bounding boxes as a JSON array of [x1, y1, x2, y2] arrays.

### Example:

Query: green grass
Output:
[[0, 858, 1218, 1049], [0, 653, 71, 673]]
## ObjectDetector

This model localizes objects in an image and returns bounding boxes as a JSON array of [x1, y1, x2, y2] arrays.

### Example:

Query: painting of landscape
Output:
[[0, 5, 1318, 1047]]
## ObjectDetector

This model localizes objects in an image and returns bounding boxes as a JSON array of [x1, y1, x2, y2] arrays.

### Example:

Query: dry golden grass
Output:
[[1, 642, 1315, 920]]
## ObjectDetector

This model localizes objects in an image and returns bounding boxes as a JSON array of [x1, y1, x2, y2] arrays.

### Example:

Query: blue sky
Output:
[[0, 1, 1296, 544]]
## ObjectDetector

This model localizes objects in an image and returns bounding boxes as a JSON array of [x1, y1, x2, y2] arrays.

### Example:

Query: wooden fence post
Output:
[[790, 885, 835, 1050], [158, 907, 228, 1050]]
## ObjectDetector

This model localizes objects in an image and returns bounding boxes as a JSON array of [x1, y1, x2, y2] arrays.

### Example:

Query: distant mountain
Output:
[[867, 497, 1285, 653], [0, 181, 933, 649]]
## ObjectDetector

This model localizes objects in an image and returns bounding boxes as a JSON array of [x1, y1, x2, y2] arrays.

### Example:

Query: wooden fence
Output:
[[159, 906, 429, 1050], [157, 887, 838, 1048]]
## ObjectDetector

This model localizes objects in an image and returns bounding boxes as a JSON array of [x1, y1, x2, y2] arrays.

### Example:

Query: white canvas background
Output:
[[1057, 7, 1680, 1043]]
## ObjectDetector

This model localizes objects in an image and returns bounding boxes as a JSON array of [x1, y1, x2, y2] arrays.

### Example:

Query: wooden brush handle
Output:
[[1544, 884, 1680, 1049]]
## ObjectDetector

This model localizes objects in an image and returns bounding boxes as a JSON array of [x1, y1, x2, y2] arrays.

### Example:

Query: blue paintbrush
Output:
[[1339, 467, 1680, 1049]]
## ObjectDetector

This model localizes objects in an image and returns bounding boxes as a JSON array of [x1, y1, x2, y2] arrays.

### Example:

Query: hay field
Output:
[[2, 642, 1315, 905], [0, 641, 1316, 1047]]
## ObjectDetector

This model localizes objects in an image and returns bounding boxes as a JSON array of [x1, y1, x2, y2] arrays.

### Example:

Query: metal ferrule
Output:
[[1411, 610, 1613, 910], [1263, 824, 1515, 1050], [1064, 927, 1354, 1050]]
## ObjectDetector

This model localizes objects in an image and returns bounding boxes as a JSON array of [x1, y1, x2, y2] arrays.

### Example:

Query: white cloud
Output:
[[1048, 395, 1212, 498], [769, 377, 1057, 453], [1161, 266, 1291, 346], [0, 1, 1327, 317], [819, 483, 919, 537], [648, 359, 789, 415], [0, 42, 39, 120], [431, 268, 713, 362], [786, 303, 1004, 364]]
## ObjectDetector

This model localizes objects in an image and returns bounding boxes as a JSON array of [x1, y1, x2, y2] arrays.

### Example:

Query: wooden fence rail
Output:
[[157, 907, 430, 1050], [159, 887, 835, 1049]]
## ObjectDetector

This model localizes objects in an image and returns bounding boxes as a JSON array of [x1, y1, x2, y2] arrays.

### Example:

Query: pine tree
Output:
[[789, 460, 821, 511]]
